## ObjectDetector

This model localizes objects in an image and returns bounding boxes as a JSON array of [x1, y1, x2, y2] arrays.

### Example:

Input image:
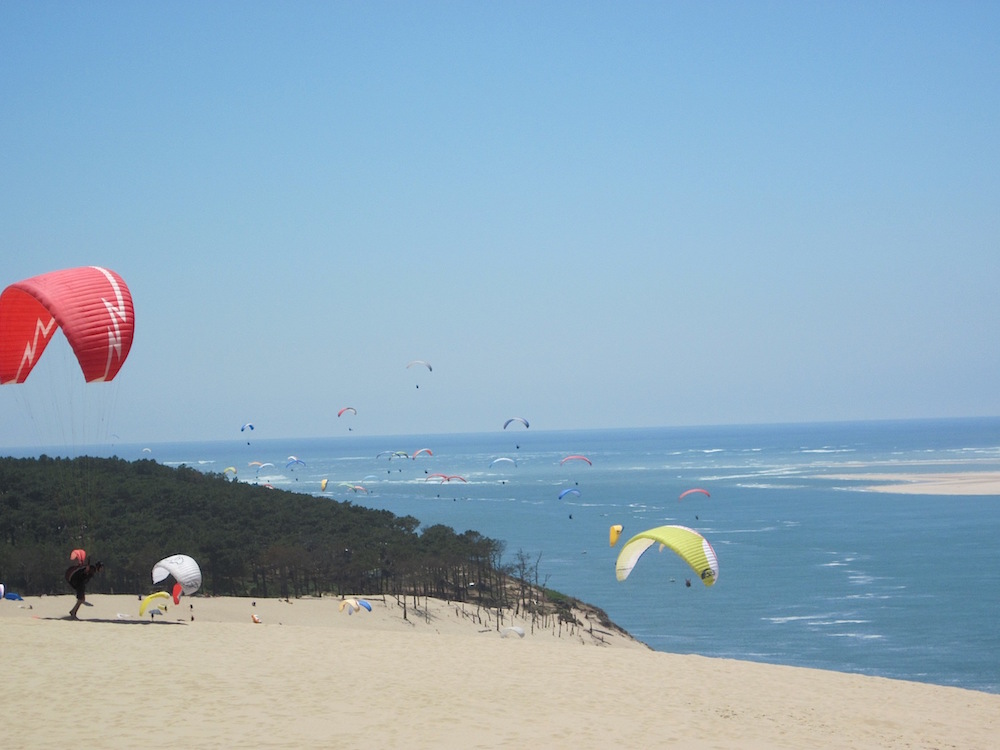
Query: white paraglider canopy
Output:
[[152, 554, 203, 597]]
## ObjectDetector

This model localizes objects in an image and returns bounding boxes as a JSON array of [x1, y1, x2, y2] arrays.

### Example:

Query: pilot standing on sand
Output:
[[66, 555, 104, 619]]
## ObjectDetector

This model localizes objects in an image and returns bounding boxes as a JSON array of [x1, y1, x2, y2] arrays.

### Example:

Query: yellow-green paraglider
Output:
[[609, 524, 624, 547], [140, 591, 170, 616], [615, 525, 718, 586]]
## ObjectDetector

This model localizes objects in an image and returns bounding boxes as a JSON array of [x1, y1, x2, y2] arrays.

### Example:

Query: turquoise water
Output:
[[27, 418, 1000, 692]]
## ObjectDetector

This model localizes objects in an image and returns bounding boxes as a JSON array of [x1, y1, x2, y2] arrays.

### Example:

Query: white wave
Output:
[[699, 473, 782, 481], [765, 614, 835, 624], [807, 618, 870, 627], [255, 473, 287, 483], [844, 593, 893, 601], [736, 483, 809, 490]]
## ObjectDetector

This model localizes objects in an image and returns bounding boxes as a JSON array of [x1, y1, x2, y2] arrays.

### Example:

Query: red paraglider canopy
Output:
[[678, 488, 711, 501], [0, 266, 134, 384], [70, 548, 87, 564]]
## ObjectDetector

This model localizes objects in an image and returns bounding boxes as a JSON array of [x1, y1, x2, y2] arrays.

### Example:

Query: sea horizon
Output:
[[6, 413, 1000, 458]]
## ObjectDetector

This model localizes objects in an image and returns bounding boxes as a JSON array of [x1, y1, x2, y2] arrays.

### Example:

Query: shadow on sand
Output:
[[39, 616, 187, 625]]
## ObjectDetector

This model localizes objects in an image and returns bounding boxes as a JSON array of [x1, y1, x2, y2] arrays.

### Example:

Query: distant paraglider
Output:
[[503, 417, 529, 430], [558, 488, 581, 500], [679, 488, 711, 501], [338, 482, 368, 494], [338, 407, 357, 429], [560, 455, 592, 466], [377, 450, 410, 460], [615, 525, 718, 587], [406, 360, 432, 388], [609, 524, 624, 547]]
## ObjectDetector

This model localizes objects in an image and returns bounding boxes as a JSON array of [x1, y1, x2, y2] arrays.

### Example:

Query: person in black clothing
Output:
[[66, 559, 104, 619]]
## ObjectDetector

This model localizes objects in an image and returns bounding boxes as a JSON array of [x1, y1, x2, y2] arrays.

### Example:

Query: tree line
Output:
[[0, 454, 521, 606]]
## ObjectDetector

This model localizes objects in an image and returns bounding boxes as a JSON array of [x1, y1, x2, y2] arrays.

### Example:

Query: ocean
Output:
[[21, 418, 1000, 693]]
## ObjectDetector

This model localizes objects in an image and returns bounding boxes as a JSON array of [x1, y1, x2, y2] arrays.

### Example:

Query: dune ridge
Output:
[[1, 593, 996, 749]]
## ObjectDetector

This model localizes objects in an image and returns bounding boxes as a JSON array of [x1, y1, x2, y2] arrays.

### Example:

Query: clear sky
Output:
[[2, 2, 998, 447]]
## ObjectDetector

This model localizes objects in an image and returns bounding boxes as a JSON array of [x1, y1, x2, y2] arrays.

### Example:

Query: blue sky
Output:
[[2, 2, 998, 446]]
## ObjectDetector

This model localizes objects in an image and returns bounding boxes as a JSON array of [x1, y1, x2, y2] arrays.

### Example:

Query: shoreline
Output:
[[2, 594, 997, 749]]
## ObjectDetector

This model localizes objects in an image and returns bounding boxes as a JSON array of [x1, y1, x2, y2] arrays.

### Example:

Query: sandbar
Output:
[[820, 471, 1000, 495]]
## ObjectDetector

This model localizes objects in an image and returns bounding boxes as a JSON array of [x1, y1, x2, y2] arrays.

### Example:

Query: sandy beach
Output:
[[820, 471, 1000, 495], [1, 593, 996, 749]]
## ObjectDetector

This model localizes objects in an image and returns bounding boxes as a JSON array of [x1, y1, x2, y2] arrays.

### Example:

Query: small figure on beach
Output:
[[65, 553, 104, 619]]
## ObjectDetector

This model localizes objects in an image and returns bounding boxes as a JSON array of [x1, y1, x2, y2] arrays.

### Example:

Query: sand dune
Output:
[[1, 593, 996, 749]]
